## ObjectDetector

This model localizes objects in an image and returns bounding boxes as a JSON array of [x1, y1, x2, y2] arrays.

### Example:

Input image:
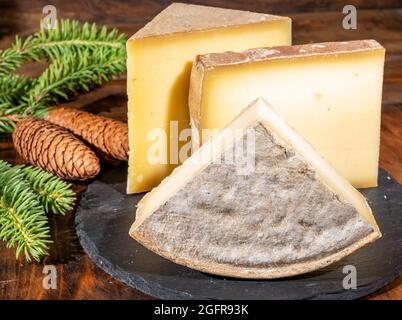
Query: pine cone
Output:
[[13, 118, 100, 181], [46, 107, 129, 161]]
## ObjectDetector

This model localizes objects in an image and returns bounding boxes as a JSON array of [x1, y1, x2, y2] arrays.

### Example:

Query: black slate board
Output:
[[75, 165, 402, 300]]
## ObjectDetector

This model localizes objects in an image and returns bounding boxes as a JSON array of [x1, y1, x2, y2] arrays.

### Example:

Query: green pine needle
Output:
[[0, 35, 41, 78], [21, 47, 126, 117], [0, 116, 16, 133], [0, 19, 127, 132], [0, 167, 51, 262], [0, 160, 76, 215], [0, 160, 76, 261], [21, 166, 76, 215], [0, 160, 12, 171], [0, 75, 35, 113], [32, 20, 126, 61], [0, 19, 125, 77]]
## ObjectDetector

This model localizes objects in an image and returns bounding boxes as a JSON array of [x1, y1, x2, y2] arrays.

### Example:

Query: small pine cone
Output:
[[13, 118, 100, 181], [46, 107, 129, 161]]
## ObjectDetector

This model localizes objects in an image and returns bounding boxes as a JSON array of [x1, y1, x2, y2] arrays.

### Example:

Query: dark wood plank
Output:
[[1, 0, 402, 22], [1, 2, 402, 51], [0, 0, 401, 300], [292, 9, 402, 55]]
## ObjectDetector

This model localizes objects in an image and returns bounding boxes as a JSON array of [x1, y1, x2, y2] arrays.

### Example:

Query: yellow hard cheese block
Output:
[[126, 3, 291, 193], [130, 99, 381, 279], [189, 40, 385, 188]]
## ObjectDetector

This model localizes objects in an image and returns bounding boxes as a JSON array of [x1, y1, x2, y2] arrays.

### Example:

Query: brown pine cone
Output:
[[12, 118, 100, 181], [46, 107, 129, 161]]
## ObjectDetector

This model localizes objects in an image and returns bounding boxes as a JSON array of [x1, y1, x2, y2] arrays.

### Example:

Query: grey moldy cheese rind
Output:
[[130, 99, 381, 279], [195, 40, 384, 69], [131, 3, 290, 40]]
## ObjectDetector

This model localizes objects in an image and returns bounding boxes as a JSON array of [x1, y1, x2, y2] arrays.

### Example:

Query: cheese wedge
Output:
[[130, 99, 381, 279], [189, 40, 385, 188], [127, 3, 291, 193]]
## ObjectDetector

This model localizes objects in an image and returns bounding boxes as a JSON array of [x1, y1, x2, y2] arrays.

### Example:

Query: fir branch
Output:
[[21, 166, 75, 215], [0, 160, 76, 215], [0, 75, 35, 132], [0, 46, 22, 77], [21, 47, 126, 117], [0, 19, 126, 77], [0, 167, 51, 262], [0, 19, 127, 132], [0, 160, 12, 172], [0, 160, 76, 261], [0, 75, 35, 112], [0, 35, 41, 78], [32, 20, 126, 61], [0, 116, 16, 133]]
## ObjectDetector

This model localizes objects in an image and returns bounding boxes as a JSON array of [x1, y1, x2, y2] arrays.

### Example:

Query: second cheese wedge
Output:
[[130, 99, 381, 279], [127, 3, 291, 193], [189, 40, 385, 188]]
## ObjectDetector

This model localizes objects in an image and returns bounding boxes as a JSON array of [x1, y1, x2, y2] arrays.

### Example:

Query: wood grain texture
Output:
[[0, 0, 401, 300]]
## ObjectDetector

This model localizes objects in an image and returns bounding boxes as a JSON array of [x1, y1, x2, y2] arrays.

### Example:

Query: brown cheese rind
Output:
[[131, 2, 290, 40], [196, 40, 384, 69], [189, 40, 385, 146]]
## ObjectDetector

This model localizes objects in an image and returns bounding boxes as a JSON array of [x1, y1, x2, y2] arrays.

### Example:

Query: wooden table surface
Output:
[[0, 0, 401, 300]]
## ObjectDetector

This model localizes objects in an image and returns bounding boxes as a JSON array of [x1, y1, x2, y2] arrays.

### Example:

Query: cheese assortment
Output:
[[189, 40, 385, 188], [130, 99, 381, 279], [126, 3, 291, 193], [126, 3, 385, 278]]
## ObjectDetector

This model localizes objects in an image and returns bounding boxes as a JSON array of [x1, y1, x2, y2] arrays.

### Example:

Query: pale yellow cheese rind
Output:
[[189, 40, 385, 188], [127, 3, 291, 194]]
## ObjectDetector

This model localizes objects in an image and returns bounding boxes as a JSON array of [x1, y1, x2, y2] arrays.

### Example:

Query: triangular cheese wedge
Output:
[[132, 3, 290, 40], [130, 99, 381, 279], [127, 3, 291, 194]]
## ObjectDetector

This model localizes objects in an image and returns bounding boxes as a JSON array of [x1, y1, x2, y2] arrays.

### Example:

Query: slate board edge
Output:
[[75, 209, 193, 300], [76, 214, 402, 300], [75, 167, 402, 300]]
